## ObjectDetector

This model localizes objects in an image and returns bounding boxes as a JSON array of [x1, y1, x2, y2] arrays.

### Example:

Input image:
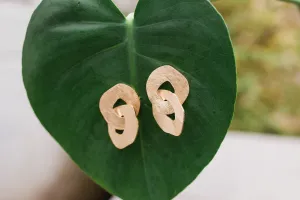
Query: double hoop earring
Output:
[[99, 84, 140, 149], [146, 65, 189, 136], [99, 66, 189, 149]]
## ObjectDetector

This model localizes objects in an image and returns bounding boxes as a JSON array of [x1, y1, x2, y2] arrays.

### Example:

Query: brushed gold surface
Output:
[[146, 66, 189, 136], [99, 83, 140, 130], [146, 65, 189, 115], [99, 84, 140, 149]]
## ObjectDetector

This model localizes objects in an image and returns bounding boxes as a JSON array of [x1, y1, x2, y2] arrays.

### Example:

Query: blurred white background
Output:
[[1, 0, 300, 200]]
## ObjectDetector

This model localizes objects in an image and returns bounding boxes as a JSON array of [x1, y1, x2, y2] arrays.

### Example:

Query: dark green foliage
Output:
[[22, 0, 236, 199]]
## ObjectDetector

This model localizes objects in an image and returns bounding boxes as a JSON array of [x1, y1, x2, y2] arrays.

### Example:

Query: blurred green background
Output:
[[213, 0, 300, 136]]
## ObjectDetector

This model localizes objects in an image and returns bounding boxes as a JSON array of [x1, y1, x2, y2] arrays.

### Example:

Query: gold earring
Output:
[[99, 84, 140, 149], [146, 65, 189, 136]]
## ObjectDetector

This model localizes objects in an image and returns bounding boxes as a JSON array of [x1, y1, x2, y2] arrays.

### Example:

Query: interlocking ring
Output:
[[99, 84, 140, 149], [146, 65, 189, 115], [146, 65, 189, 136]]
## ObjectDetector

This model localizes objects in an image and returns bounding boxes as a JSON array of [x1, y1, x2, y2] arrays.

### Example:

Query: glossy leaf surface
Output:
[[22, 0, 236, 199]]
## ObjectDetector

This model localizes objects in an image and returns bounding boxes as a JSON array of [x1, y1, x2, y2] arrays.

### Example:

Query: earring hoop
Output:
[[153, 90, 184, 136], [99, 84, 140, 149], [146, 65, 189, 136]]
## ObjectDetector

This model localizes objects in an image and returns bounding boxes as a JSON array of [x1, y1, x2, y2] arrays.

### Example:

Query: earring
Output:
[[146, 65, 189, 136], [99, 84, 140, 149]]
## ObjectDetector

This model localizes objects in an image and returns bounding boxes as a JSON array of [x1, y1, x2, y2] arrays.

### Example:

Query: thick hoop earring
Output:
[[99, 84, 140, 149], [146, 65, 189, 136]]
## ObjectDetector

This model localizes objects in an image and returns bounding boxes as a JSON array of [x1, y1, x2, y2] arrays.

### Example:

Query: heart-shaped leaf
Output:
[[22, 0, 236, 199]]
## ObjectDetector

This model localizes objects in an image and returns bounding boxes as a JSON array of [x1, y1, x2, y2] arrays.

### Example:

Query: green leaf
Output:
[[280, 0, 300, 5], [22, 0, 236, 199]]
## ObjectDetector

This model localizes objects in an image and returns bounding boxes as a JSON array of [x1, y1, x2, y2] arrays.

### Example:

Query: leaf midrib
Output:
[[126, 13, 138, 90], [125, 13, 154, 200]]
